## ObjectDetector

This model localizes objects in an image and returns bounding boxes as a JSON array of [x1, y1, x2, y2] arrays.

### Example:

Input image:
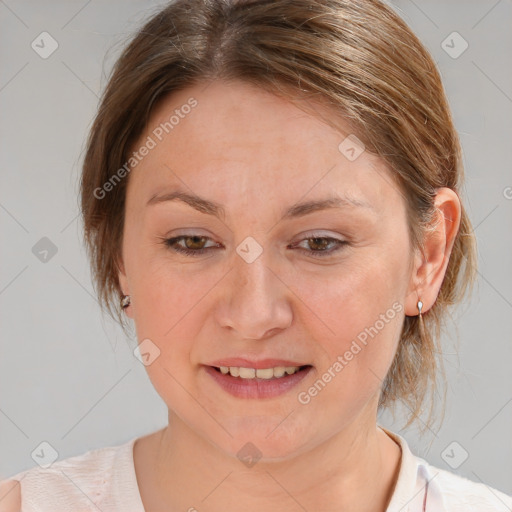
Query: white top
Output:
[[6, 429, 512, 512]]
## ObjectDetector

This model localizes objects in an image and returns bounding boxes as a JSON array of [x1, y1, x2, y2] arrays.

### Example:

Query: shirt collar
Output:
[[380, 427, 446, 512]]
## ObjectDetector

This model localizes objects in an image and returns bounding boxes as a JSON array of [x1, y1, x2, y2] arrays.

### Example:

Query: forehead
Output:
[[125, 79, 403, 218]]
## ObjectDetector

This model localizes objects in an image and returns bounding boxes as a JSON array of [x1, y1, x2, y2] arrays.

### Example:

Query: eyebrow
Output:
[[146, 190, 375, 220]]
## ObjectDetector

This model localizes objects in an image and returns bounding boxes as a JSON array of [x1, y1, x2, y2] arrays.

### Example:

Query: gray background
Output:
[[1, 0, 511, 498]]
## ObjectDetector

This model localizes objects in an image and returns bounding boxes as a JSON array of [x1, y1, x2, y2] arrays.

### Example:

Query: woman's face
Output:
[[119, 79, 418, 459]]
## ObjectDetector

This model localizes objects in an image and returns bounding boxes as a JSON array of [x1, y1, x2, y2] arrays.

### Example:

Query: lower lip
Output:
[[203, 365, 313, 399]]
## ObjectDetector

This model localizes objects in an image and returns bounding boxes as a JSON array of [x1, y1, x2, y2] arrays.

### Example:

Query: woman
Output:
[[1, 0, 511, 510]]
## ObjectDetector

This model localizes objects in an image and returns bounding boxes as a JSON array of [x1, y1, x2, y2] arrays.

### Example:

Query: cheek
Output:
[[293, 254, 403, 340], [128, 258, 228, 383], [129, 251, 210, 335], [129, 265, 205, 411], [292, 256, 404, 399]]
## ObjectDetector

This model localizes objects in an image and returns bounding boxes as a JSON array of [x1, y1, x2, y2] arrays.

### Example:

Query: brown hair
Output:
[[79, 0, 477, 427]]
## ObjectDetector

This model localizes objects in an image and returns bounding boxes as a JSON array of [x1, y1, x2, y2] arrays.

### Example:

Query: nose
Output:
[[215, 250, 293, 340]]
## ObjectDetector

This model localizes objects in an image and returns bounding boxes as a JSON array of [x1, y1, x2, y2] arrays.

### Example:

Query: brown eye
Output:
[[164, 235, 219, 257], [291, 236, 347, 259], [307, 237, 330, 251], [183, 235, 208, 250]]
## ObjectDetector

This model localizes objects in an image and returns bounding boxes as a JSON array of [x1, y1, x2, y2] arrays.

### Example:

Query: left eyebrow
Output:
[[281, 196, 375, 220]]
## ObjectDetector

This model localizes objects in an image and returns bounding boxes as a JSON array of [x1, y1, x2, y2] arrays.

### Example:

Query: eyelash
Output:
[[162, 234, 347, 259]]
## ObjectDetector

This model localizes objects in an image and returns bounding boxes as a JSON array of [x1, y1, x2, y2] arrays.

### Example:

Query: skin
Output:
[[116, 79, 460, 512]]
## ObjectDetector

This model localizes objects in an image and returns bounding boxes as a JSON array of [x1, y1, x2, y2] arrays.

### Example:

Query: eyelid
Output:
[[292, 230, 346, 241], [165, 230, 346, 246], [162, 231, 348, 259]]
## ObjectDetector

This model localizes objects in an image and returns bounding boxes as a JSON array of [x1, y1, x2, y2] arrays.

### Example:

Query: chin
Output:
[[209, 415, 318, 463]]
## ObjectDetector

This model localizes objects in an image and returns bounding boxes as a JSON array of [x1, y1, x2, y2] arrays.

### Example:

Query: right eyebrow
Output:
[[146, 190, 226, 219]]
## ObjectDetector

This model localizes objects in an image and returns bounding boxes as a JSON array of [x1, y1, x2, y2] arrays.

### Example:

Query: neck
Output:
[[135, 412, 402, 512]]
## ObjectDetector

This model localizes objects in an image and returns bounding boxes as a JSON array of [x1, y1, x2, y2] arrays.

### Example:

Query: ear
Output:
[[117, 253, 134, 318], [405, 187, 461, 316]]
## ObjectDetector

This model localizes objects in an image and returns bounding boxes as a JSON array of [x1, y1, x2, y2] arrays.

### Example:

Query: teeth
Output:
[[239, 367, 256, 379], [218, 365, 302, 379], [273, 366, 286, 378], [255, 368, 274, 379]]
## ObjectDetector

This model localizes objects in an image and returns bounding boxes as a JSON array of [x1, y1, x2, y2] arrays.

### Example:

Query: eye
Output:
[[162, 235, 221, 257], [290, 236, 347, 258], [161, 234, 347, 259]]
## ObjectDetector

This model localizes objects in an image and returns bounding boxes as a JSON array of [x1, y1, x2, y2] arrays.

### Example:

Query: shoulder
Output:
[[0, 479, 21, 512], [3, 438, 137, 511], [422, 461, 512, 511], [381, 428, 512, 512]]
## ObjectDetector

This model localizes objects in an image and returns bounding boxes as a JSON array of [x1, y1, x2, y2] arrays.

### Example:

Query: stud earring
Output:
[[121, 295, 131, 309]]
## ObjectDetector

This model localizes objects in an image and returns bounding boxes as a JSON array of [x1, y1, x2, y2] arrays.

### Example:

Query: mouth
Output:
[[213, 364, 310, 379], [203, 362, 313, 399]]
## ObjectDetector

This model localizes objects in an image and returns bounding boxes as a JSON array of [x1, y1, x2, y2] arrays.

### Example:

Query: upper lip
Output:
[[207, 358, 310, 369]]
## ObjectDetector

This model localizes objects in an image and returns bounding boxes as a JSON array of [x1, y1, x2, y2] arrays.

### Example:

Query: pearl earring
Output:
[[121, 295, 131, 309]]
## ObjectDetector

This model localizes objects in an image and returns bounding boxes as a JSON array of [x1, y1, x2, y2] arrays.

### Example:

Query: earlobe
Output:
[[405, 187, 461, 316], [116, 252, 134, 317]]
